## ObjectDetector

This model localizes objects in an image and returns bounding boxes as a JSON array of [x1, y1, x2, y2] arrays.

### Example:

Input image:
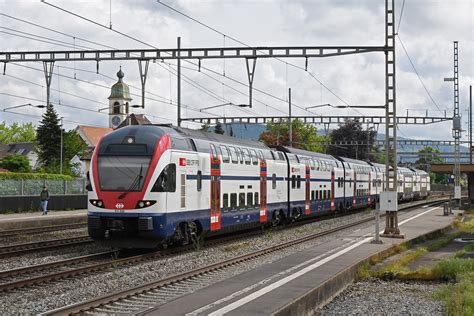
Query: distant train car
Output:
[[86, 125, 431, 248]]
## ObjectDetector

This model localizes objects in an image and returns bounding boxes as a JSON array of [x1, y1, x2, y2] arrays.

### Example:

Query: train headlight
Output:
[[89, 199, 105, 208], [136, 200, 156, 209]]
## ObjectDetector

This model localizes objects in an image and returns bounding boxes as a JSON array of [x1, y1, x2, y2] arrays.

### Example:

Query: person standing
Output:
[[40, 186, 50, 215]]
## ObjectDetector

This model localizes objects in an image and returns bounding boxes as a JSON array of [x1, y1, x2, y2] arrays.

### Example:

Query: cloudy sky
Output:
[[0, 0, 473, 142]]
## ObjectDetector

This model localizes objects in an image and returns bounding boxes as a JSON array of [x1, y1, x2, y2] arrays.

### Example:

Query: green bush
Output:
[[0, 172, 72, 180]]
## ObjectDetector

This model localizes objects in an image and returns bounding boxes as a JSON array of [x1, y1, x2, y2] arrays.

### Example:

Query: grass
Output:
[[356, 214, 474, 315]]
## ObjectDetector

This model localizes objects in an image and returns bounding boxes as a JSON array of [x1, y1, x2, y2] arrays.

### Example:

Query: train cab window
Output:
[[270, 151, 276, 160], [229, 146, 238, 164], [278, 152, 285, 160], [250, 149, 258, 165], [242, 148, 251, 165], [296, 175, 301, 189], [247, 192, 253, 206], [223, 193, 229, 211], [239, 193, 246, 208], [258, 150, 264, 162], [254, 192, 259, 206], [219, 145, 230, 163], [272, 174, 277, 189], [152, 163, 176, 192], [210, 144, 218, 159], [230, 193, 237, 209], [291, 175, 296, 189], [197, 171, 202, 192]]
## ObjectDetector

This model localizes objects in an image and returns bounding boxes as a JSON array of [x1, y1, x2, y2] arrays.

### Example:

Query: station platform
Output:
[[0, 209, 87, 230], [145, 204, 460, 316]]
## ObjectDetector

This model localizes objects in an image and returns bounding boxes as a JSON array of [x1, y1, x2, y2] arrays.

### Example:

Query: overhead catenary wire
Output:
[[156, 0, 357, 114], [2, 12, 284, 121], [397, 34, 445, 113], [7, 62, 219, 117], [39, 1, 310, 116]]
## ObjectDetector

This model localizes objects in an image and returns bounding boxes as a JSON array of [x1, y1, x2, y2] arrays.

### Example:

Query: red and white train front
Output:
[[87, 125, 175, 247]]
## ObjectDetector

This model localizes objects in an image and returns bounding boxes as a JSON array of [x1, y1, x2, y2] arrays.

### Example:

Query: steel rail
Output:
[[43, 198, 447, 315], [0, 223, 86, 238], [0, 236, 92, 258]]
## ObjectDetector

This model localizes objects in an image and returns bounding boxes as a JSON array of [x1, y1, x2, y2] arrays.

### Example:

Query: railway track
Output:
[[43, 198, 447, 315], [0, 236, 93, 258], [0, 223, 86, 238]]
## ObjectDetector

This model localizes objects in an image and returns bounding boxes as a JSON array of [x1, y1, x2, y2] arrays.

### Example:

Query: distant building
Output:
[[108, 67, 132, 129], [75, 125, 113, 176], [74, 67, 155, 176], [0, 142, 39, 170]]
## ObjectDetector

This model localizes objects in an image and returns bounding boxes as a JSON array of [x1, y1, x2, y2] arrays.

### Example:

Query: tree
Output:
[[327, 119, 377, 161], [415, 146, 446, 184], [259, 119, 326, 152], [36, 104, 62, 170], [214, 122, 225, 135], [36, 129, 87, 177], [0, 154, 31, 173], [0, 122, 36, 144]]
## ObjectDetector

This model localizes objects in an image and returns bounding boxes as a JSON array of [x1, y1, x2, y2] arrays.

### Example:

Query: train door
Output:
[[331, 166, 336, 211], [210, 144, 221, 231], [305, 162, 311, 215], [259, 154, 267, 222]]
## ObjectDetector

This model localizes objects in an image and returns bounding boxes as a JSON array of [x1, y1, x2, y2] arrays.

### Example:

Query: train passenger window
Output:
[[272, 174, 277, 189], [219, 145, 230, 163], [328, 190, 331, 199], [210, 144, 218, 159], [230, 193, 237, 209], [197, 171, 202, 192], [291, 175, 296, 189], [254, 192, 259, 206], [247, 192, 253, 206], [229, 146, 238, 164], [180, 174, 186, 208], [242, 148, 251, 165], [152, 164, 176, 192], [311, 190, 315, 200], [223, 193, 229, 211], [323, 190, 326, 200], [297, 175, 301, 189], [250, 149, 258, 165], [239, 193, 246, 208]]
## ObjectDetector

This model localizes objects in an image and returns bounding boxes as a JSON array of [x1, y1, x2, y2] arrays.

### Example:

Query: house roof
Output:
[[117, 114, 152, 129], [7, 142, 35, 155], [76, 125, 112, 147]]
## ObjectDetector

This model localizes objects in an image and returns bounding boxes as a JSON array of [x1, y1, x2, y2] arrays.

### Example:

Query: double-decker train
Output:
[[86, 125, 430, 248]]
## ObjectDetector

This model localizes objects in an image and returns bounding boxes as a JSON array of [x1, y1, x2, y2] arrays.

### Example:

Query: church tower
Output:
[[108, 67, 132, 129]]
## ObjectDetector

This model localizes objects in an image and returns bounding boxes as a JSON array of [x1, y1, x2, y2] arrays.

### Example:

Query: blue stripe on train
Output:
[[89, 196, 373, 242]]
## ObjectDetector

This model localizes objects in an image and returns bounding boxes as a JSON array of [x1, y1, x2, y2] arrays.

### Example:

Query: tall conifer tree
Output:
[[36, 103, 61, 169]]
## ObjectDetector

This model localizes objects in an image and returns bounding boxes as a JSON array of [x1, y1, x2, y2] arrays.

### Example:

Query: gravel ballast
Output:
[[317, 278, 444, 315], [0, 212, 375, 314]]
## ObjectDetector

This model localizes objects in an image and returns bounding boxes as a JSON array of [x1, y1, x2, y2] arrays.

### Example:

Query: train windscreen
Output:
[[97, 156, 151, 191]]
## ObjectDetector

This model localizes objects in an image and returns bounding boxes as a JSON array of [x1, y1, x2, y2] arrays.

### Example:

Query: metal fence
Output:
[[0, 178, 86, 196]]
